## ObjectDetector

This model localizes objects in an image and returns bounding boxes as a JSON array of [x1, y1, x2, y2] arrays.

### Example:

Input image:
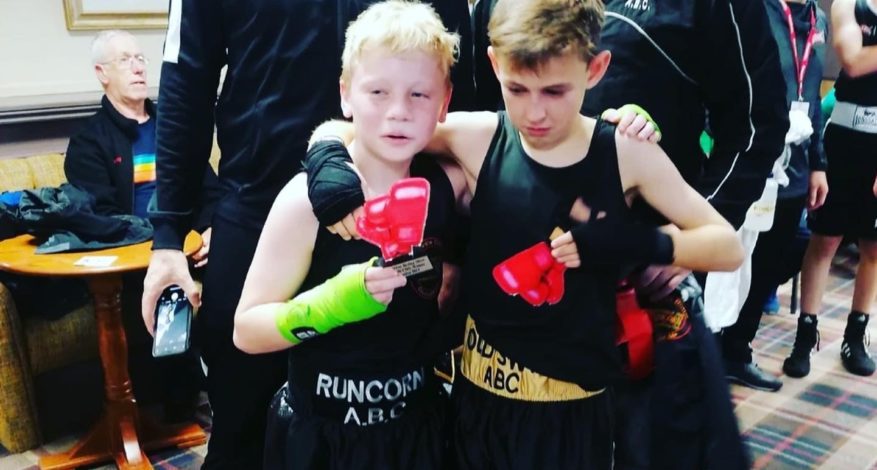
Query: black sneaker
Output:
[[725, 360, 783, 392], [783, 314, 819, 378], [841, 312, 875, 377]]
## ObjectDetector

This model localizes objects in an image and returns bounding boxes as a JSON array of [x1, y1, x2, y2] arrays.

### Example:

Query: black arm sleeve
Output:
[[192, 165, 222, 232], [809, 19, 828, 172], [472, 0, 503, 112], [64, 131, 126, 217], [433, 0, 478, 112], [304, 141, 363, 226], [696, 0, 789, 229], [151, 0, 225, 250], [808, 95, 828, 172]]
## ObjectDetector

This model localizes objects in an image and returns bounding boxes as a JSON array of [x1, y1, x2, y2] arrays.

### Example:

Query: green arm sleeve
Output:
[[274, 258, 388, 344]]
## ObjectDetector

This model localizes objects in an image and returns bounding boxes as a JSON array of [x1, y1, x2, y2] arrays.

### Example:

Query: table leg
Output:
[[39, 275, 206, 470]]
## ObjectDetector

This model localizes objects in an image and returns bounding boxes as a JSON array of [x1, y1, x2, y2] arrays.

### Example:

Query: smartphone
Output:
[[152, 285, 193, 357]]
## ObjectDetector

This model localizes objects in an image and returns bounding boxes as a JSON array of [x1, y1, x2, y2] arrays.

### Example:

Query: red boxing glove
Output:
[[357, 178, 430, 261], [615, 283, 654, 380], [493, 242, 566, 307]]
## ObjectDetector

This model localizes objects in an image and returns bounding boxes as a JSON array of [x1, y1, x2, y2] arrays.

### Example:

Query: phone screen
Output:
[[152, 285, 192, 357]]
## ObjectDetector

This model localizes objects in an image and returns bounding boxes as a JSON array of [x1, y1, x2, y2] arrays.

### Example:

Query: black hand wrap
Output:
[[570, 216, 675, 267], [303, 141, 364, 226]]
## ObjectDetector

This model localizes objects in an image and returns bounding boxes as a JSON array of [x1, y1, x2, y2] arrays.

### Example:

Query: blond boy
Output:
[[233, 3, 470, 468]]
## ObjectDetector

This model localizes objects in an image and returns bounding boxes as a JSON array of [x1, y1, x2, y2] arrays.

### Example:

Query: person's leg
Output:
[[785, 124, 854, 376], [157, 347, 203, 422], [784, 234, 843, 375], [783, 234, 843, 377], [199, 214, 288, 469], [840, 238, 877, 376], [833, 127, 877, 376], [762, 288, 780, 315], [651, 302, 749, 470], [612, 379, 652, 470], [800, 235, 844, 315], [723, 197, 805, 390], [851, 239, 877, 315], [453, 377, 613, 470], [124, 271, 204, 422]]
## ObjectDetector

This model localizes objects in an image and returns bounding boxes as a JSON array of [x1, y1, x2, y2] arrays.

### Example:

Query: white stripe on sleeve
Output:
[[705, 3, 755, 201], [163, 0, 182, 64]]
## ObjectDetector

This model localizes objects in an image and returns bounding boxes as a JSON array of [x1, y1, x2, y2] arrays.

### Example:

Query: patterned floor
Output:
[[1, 246, 874, 469], [0, 401, 211, 470], [734, 245, 877, 470]]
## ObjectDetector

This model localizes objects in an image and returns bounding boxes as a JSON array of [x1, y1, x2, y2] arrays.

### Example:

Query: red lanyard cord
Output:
[[779, 0, 817, 101]]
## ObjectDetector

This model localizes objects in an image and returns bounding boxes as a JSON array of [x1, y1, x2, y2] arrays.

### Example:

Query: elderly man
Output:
[[64, 29, 219, 422], [65, 30, 218, 241]]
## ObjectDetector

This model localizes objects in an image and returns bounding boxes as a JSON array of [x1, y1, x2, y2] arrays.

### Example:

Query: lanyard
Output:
[[779, 0, 817, 100]]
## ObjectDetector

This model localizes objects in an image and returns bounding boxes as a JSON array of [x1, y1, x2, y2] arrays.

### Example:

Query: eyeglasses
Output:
[[101, 55, 149, 69]]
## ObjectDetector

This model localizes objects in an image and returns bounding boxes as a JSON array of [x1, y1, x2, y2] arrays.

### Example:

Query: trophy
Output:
[[357, 177, 433, 277]]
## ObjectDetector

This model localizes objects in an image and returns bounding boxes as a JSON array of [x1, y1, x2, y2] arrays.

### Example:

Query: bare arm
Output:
[[432, 111, 497, 182], [617, 134, 744, 272], [233, 174, 317, 354], [833, 0, 877, 78], [308, 120, 356, 148], [437, 159, 473, 214], [304, 112, 496, 239]]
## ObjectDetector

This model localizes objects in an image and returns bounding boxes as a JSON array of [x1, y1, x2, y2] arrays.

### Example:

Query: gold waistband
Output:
[[460, 316, 604, 402]]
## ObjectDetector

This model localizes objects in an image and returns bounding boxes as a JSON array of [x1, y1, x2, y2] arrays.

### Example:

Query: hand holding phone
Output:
[[152, 285, 193, 357]]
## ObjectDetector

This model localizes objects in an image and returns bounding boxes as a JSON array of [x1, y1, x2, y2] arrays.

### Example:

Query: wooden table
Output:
[[0, 233, 207, 470]]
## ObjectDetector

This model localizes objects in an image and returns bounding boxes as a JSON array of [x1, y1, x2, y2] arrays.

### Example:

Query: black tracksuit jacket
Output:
[[65, 96, 219, 231], [151, 0, 476, 249]]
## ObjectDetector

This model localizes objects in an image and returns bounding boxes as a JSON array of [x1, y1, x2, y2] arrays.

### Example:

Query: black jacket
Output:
[[473, 0, 790, 229], [151, 0, 476, 250], [64, 96, 220, 231]]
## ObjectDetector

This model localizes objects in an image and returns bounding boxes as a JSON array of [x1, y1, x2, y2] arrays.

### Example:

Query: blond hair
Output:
[[341, 0, 459, 85], [489, 0, 604, 70]]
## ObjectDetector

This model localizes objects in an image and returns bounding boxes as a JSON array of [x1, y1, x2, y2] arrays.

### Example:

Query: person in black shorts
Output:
[[302, 0, 746, 467], [783, 0, 877, 379], [720, 0, 830, 393], [232, 3, 469, 468], [141, 0, 474, 466]]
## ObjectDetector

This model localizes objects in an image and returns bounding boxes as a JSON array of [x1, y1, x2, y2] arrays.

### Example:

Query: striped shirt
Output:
[[132, 118, 156, 218]]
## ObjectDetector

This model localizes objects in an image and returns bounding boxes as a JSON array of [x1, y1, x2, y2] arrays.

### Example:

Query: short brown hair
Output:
[[488, 0, 604, 70]]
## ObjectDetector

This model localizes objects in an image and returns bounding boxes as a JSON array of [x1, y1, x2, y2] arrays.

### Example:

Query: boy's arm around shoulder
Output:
[[233, 173, 317, 354], [308, 120, 355, 148], [431, 111, 499, 190], [437, 160, 473, 214], [304, 111, 496, 232], [616, 133, 744, 273]]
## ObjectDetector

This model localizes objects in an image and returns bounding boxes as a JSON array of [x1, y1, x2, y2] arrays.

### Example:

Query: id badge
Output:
[[791, 100, 810, 115]]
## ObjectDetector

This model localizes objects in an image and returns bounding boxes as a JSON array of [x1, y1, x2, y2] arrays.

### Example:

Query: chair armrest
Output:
[[0, 281, 42, 451]]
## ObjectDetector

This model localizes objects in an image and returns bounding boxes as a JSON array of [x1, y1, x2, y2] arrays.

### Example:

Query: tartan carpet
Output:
[[734, 245, 877, 470], [0, 400, 211, 469], [2, 246, 874, 469]]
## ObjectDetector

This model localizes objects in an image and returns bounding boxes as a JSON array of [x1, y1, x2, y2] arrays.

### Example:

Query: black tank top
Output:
[[835, 0, 877, 105], [288, 155, 457, 376], [464, 112, 629, 389]]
